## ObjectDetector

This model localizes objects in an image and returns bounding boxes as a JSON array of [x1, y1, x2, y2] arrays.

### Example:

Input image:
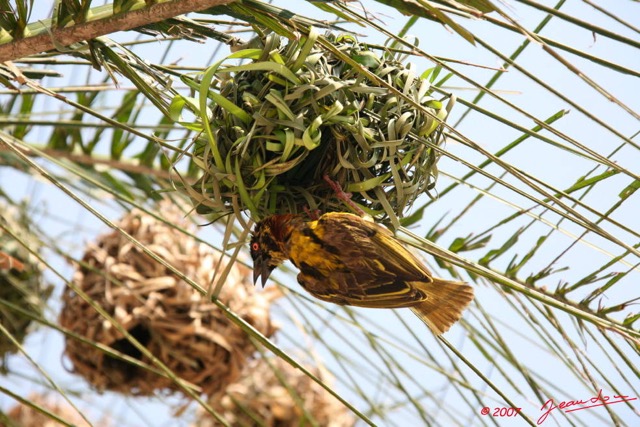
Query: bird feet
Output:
[[323, 174, 366, 217], [303, 206, 321, 220]]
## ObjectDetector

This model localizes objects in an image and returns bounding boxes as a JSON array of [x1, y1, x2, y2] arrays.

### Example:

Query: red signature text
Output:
[[538, 389, 637, 424]]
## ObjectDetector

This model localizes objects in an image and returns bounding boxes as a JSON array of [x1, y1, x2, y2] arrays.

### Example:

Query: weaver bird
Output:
[[250, 212, 474, 334]]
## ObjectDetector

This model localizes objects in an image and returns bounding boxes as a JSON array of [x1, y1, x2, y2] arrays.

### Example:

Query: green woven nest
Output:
[[178, 28, 453, 221]]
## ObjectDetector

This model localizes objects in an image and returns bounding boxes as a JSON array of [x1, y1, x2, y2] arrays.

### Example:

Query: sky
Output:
[[1, 1, 639, 426]]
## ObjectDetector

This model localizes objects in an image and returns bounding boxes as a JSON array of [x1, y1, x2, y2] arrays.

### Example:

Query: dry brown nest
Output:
[[59, 203, 279, 396], [0, 393, 105, 427], [0, 202, 51, 372], [196, 357, 354, 427]]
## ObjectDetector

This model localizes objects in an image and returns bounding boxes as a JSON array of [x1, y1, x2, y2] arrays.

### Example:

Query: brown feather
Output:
[[410, 278, 474, 335]]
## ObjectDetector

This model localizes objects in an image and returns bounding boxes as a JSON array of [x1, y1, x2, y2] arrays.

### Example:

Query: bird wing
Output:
[[296, 272, 427, 308], [318, 212, 433, 281], [293, 212, 431, 309], [293, 212, 473, 334]]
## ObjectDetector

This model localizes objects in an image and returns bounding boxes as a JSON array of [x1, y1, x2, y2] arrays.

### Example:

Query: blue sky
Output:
[[1, 1, 639, 425]]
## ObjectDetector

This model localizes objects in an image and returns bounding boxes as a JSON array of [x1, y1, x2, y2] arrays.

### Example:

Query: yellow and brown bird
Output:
[[250, 212, 474, 334]]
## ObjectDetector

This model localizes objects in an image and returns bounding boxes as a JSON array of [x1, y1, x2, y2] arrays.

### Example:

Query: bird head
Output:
[[249, 216, 294, 287]]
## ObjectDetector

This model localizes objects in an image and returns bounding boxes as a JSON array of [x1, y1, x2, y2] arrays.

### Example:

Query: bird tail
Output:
[[410, 278, 474, 335]]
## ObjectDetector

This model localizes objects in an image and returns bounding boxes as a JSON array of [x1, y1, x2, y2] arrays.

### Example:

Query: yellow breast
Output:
[[287, 219, 340, 275]]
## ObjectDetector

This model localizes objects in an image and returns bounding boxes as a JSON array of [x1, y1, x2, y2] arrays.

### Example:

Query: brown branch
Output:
[[0, 0, 235, 63], [0, 141, 192, 183], [38, 147, 184, 181]]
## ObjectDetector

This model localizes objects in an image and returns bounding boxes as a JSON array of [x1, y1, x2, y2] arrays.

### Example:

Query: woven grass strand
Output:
[[175, 29, 452, 222]]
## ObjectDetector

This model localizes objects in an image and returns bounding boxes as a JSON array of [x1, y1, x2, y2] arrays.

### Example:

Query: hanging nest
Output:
[[195, 357, 354, 427], [177, 28, 453, 222], [0, 393, 105, 427], [59, 202, 279, 396], [0, 202, 51, 373]]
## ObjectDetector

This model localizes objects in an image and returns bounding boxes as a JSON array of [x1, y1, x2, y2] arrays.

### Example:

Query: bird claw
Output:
[[323, 174, 366, 217], [303, 206, 321, 220]]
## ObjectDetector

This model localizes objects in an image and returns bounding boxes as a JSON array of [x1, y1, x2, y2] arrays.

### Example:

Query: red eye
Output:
[[251, 242, 259, 251]]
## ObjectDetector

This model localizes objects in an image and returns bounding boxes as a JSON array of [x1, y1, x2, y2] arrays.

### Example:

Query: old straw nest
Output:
[[195, 357, 354, 427], [179, 28, 452, 222], [0, 393, 106, 427], [59, 203, 279, 396], [0, 201, 51, 372]]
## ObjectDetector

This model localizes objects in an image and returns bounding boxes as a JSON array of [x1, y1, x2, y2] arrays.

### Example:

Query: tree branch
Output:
[[0, 0, 235, 62]]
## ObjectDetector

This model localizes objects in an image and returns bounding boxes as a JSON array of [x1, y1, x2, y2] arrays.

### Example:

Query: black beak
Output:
[[253, 255, 274, 288]]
